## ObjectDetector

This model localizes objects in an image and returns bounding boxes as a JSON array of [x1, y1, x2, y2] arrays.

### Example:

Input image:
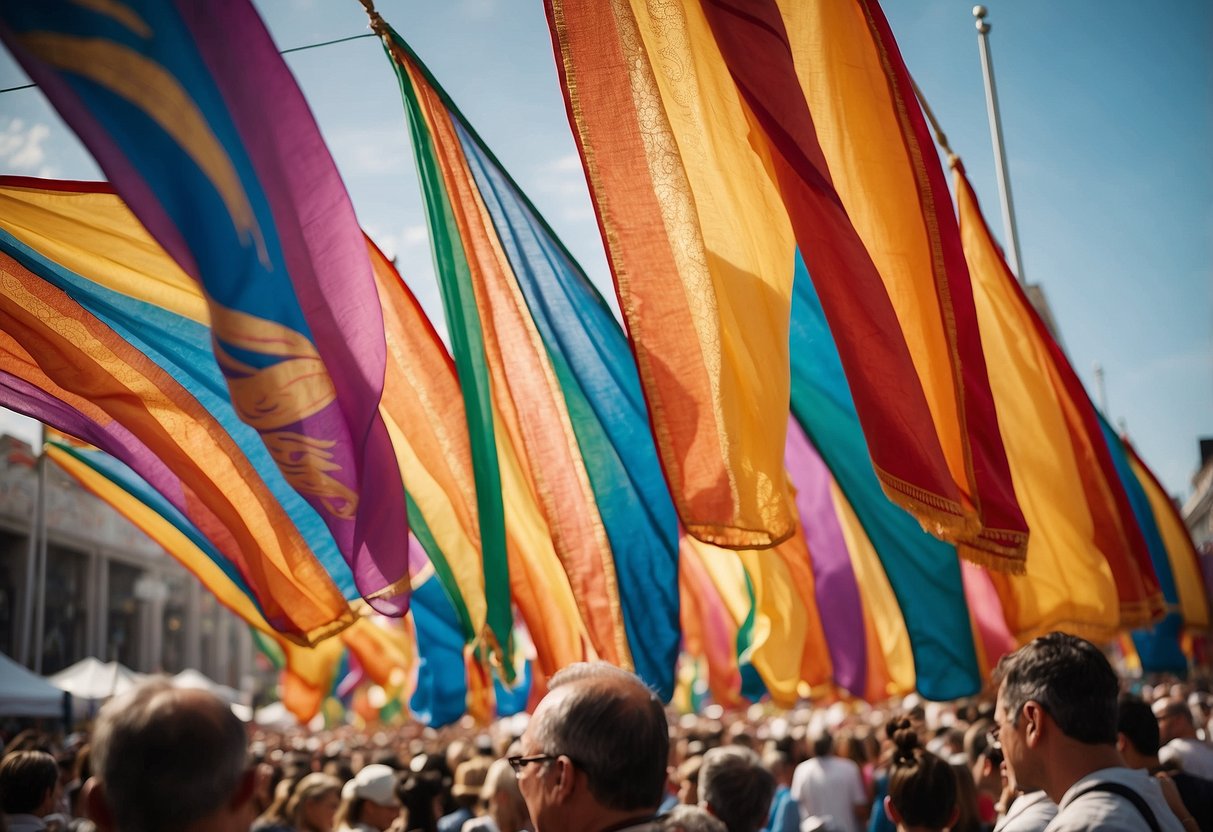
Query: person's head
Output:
[[450, 757, 491, 810], [947, 762, 982, 832], [258, 776, 297, 827], [992, 632, 1118, 796], [516, 662, 668, 832], [397, 769, 444, 832], [994, 632, 1118, 747], [962, 719, 1000, 797], [87, 678, 255, 832], [335, 764, 401, 832], [697, 746, 775, 832], [443, 739, 471, 777], [662, 804, 727, 832], [724, 724, 756, 752], [0, 750, 60, 817], [1118, 695, 1161, 768], [286, 773, 342, 832], [760, 750, 792, 787], [883, 720, 958, 832], [1154, 697, 1196, 744], [480, 757, 530, 832], [811, 731, 834, 759]]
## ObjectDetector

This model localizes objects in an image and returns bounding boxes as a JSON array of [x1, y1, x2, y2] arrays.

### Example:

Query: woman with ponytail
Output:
[[882, 720, 959, 832]]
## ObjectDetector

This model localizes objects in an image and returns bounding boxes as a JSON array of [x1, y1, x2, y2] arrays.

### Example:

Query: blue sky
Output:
[[0, 0, 1208, 502]]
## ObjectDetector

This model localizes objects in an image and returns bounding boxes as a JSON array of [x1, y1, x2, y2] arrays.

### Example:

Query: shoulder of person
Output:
[[1054, 769, 1182, 832]]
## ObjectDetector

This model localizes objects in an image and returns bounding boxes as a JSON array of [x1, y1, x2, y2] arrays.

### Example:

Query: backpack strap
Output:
[[1070, 781, 1162, 832]]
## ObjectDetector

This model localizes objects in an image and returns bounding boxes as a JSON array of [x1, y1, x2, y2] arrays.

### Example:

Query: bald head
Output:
[[92, 679, 249, 832], [1155, 697, 1197, 744], [532, 662, 668, 811]]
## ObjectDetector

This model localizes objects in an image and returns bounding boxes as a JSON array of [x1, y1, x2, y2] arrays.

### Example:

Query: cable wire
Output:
[[0, 32, 378, 94]]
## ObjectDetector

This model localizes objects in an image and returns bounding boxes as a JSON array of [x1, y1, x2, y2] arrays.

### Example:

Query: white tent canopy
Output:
[[48, 657, 144, 702], [172, 668, 241, 705], [0, 651, 66, 718], [252, 701, 299, 729]]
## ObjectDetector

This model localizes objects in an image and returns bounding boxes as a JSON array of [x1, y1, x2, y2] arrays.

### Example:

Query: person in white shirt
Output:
[[1154, 698, 1213, 780], [992, 633, 1194, 832], [993, 789, 1056, 832], [790, 733, 867, 832]]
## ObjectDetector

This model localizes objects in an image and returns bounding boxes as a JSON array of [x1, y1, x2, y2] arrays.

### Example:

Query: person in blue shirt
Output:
[[761, 750, 798, 832]]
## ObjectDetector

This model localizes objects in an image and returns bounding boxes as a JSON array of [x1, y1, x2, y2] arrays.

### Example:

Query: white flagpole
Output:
[[973, 5, 1027, 285]]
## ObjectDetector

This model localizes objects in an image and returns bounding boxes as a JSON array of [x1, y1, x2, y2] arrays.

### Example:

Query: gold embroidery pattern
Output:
[[262, 431, 357, 520], [19, 31, 268, 265], [217, 346, 335, 429], [612, 0, 737, 506], [209, 301, 352, 517], [68, 0, 152, 38], [860, 0, 992, 544]]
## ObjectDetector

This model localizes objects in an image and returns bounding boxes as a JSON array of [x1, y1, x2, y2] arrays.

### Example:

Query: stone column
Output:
[[84, 548, 98, 659], [213, 608, 231, 685], [94, 554, 109, 660], [235, 622, 253, 704], [146, 592, 165, 672], [184, 579, 201, 670]]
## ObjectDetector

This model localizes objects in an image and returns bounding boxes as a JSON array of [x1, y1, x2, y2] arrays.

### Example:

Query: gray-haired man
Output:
[[513, 662, 668, 832]]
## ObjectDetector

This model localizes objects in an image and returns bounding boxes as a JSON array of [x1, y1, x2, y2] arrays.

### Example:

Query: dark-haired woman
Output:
[[882, 721, 959, 832], [398, 770, 444, 832]]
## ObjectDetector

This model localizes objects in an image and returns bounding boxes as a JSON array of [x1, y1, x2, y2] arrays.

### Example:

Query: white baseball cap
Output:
[[342, 764, 401, 807]]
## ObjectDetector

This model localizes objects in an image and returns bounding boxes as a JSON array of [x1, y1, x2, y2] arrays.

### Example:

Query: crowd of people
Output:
[[2, 633, 1212, 832]]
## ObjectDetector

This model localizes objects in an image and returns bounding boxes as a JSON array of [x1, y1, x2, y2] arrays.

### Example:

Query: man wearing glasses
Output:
[[509, 662, 669, 832], [991, 632, 1190, 831]]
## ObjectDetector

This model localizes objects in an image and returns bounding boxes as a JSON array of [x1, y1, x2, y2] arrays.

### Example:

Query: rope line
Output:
[[0, 32, 377, 95]]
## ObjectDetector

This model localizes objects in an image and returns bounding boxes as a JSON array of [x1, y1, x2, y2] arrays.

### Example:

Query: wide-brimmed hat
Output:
[[451, 758, 491, 798], [342, 764, 401, 807]]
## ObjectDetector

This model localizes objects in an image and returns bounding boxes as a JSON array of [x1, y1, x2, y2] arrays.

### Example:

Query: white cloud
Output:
[[401, 225, 428, 246], [531, 152, 596, 221], [459, 0, 499, 22], [0, 118, 51, 172], [328, 126, 411, 176], [547, 152, 583, 174], [368, 223, 429, 261], [1122, 345, 1212, 388]]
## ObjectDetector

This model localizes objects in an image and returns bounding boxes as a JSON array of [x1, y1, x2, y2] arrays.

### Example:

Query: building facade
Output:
[[0, 435, 255, 692], [1184, 439, 1213, 550]]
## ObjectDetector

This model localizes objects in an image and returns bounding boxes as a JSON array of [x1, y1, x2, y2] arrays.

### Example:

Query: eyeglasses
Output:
[[507, 754, 558, 774]]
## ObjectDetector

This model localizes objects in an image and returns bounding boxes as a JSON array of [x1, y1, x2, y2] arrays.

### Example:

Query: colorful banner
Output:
[[0, 245, 354, 643], [0, 0, 410, 614], [374, 18, 680, 697], [546, 0, 1027, 562], [954, 160, 1162, 641], [789, 253, 980, 700]]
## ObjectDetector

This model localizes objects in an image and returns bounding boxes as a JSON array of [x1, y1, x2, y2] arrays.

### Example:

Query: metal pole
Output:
[[973, 5, 1027, 285], [31, 437, 49, 674], [1093, 362, 1108, 416]]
